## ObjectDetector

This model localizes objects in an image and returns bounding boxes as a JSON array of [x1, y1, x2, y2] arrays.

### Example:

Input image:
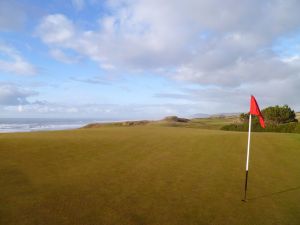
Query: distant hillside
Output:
[[209, 113, 240, 118], [191, 112, 241, 119], [190, 113, 209, 118]]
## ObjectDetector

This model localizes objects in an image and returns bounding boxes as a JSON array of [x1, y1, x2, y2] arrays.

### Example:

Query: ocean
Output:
[[0, 118, 111, 133]]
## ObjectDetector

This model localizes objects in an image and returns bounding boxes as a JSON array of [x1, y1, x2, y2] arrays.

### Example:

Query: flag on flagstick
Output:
[[250, 96, 265, 128], [243, 95, 265, 202]]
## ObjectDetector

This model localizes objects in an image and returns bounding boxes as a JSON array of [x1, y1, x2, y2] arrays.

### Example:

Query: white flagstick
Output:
[[243, 114, 252, 202], [246, 114, 252, 171]]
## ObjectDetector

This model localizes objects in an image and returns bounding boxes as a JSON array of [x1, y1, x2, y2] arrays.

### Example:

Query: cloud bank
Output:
[[0, 0, 300, 115], [33, 0, 300, 112]]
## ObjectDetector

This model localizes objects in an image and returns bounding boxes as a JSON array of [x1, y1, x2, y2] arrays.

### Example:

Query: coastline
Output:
[[0, 118, 110, 133], [0, 118, 159, 133]]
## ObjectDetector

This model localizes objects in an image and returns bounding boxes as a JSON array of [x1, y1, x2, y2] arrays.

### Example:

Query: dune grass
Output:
[[1, 126, 300, 225], [296, 112, 300, 120], [84, 116, 237, 130]]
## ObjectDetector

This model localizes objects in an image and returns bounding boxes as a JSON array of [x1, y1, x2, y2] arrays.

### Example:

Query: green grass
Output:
[[1, 126, 300, 225]]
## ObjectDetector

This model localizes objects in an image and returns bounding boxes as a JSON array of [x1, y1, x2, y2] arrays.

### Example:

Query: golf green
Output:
[[1, 126, 300, 225]]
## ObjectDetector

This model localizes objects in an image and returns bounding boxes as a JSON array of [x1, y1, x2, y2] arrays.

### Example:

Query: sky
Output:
[[1, 0, 300, 119]]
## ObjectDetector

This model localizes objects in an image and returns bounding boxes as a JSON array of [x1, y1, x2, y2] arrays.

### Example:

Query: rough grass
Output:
[[296, 112, 300, 120], [83, 116, 236, 130], [1, 127, 300, 225]]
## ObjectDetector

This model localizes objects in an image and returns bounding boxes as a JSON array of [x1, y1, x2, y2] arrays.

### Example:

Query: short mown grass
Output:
[[1, 126, 300, 225]]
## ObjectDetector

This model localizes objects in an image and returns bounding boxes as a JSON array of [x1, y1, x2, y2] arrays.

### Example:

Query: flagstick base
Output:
[[242, 170, 249, 202]]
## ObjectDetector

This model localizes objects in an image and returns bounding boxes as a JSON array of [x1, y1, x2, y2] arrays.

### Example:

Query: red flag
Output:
[[250, 95, 265, 128]]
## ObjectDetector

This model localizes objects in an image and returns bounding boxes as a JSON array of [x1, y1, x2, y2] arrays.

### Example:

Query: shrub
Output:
[[262, 105, 297, 125], [240, 105, 297, 125], [221, 122, 300, 133], [223, 105, 299, 133], [163, 116, 190, 123]]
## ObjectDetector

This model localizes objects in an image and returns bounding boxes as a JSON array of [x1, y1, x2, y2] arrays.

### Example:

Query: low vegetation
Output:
[[222, 121, 300, 133], [83, 120, 151, 128], [163, 116, 190, 122]]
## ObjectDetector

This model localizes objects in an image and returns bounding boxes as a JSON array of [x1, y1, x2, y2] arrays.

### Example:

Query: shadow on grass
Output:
[[248, 186, 300, 201]]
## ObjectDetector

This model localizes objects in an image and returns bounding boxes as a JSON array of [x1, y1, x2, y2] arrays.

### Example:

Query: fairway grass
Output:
[[1, 126, 300, 225]]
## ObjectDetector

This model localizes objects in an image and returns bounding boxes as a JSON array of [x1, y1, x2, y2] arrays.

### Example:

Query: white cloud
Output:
[[35, 1, 300, 72], [50, 48, 79, 64], [0, 43, 37, 75], [36, 14, 75, 44], [0, 83, 37, 105]]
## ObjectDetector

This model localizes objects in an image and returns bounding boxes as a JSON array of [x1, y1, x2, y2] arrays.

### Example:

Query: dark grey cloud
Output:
[[173, 53, 300, 86]]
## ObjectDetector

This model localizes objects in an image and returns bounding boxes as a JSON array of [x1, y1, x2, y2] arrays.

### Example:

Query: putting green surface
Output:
[[1, 126, 300, 225]]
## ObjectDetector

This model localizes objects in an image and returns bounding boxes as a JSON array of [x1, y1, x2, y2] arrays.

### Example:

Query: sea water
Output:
[[0, 118, 110, 133]]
